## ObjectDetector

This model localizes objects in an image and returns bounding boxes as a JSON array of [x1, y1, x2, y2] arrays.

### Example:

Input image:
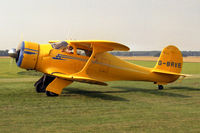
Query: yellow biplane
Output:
[[8, 40, 186, 96]]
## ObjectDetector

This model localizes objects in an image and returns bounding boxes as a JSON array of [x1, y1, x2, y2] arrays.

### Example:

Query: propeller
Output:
[[8, 42, 23, 63], [8, 48, 17, 58]]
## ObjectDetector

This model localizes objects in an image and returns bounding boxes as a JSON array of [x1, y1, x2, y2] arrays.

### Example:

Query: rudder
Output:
[[154, 45, 183, 74]]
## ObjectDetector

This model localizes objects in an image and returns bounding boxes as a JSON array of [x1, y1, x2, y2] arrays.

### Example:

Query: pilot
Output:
[[66, 45, 73, 54]]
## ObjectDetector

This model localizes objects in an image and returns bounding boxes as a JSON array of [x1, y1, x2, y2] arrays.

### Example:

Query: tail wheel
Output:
[[46, 91, 59, 97], [158, 85, 164, 90]]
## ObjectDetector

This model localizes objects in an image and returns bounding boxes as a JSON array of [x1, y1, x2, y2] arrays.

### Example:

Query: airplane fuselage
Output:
[[35, 44, 179, 84]]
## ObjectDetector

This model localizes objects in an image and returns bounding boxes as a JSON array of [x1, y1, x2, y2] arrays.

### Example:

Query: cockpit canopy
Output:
[[51, 41, 92, 57], [51, 41, 68, 49]]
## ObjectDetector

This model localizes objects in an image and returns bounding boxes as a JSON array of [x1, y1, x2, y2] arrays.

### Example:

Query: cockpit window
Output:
[[77, 48, 92, 57], [62, 45, 74, 54], [52, 41, 68, 49]]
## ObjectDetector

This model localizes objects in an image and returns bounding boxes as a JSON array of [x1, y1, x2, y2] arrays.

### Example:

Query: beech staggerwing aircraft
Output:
[[8, 40, 187, 96]]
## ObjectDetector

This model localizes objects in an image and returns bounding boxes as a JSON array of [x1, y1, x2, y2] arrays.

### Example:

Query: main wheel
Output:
[[46, 91, 59, 97], [35, 82, 46, 93], [158, 85, 164, 90], [34, 75, 56, 93]]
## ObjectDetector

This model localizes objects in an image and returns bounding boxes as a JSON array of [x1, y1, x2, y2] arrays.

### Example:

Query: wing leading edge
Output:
[[49, 40, 130, 51]]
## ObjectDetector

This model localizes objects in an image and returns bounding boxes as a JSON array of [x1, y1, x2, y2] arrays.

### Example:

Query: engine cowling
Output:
[[16, 41, 39, 70]]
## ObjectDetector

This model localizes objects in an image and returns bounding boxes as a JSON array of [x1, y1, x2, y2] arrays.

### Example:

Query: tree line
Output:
[[0, 50, 200, 57], [0, 50, 9, 56], [110, 51, 200, 57]]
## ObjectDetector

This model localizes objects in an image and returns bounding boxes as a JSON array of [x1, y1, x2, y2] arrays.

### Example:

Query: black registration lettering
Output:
[[175, 63, 177, 68], [178, 63, 182, 68], [167, 62, 170, 67], [158, 60, 162, 65], [171, 62, 174, 67]]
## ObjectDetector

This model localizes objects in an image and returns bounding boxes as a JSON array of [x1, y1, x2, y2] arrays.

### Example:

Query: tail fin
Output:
[[152, 45, 183, 75]]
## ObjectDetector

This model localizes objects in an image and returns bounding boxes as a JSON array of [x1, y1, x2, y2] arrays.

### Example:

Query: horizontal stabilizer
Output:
[[152, 69, 190, 77]]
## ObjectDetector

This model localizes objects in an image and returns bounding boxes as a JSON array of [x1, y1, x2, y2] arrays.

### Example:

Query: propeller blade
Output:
[[8, 48, 17, 58]]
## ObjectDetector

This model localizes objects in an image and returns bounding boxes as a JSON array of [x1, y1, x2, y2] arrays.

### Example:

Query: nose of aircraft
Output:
[[8, 42, 23, 63], [8, 48, 17, 58], [9, 41, 40, 69]]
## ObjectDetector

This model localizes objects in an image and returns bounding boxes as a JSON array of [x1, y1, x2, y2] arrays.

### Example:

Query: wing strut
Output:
[[73, 44, 111, 77]]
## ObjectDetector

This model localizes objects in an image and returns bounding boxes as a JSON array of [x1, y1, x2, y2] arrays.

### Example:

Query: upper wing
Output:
[[49, 40, 130, 51]]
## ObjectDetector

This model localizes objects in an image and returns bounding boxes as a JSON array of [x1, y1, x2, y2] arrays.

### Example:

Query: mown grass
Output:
[[0, 58, 42, 78], [0, 58, 199, 133]]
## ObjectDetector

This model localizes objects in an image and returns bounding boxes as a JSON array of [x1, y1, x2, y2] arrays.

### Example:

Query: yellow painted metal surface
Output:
[[153, 45, 183, 74], [16, 40, 186, 94], [46, 78, 73, 94], [49, 40, 130, 51], [19, 41, 39, 70]]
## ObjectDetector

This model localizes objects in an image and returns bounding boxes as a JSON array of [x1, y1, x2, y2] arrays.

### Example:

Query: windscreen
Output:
[[52, 41, 68, 49]]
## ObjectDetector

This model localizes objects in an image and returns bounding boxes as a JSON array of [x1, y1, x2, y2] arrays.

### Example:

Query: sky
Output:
[[0, 0, 200, 51]]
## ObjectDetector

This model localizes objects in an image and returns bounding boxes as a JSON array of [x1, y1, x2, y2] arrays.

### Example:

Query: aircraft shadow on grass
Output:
[[169, 86, 200, 91], [62, 88, 129, 101], [113, 86, 191, 98], [62, 85, 191, 101]]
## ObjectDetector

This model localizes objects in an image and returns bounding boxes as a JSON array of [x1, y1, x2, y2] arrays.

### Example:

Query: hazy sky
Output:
[[0, 0, 200, 51]]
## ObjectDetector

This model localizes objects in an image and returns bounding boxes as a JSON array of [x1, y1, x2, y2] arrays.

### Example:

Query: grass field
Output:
[[0, 58, 200, 133]]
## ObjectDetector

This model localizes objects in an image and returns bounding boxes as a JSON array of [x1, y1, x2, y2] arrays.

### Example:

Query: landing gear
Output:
[[46, 91, 59, 97], [34, 75, 55, 93], [35, 82, 46, 93], [158, 85, 164, 90]]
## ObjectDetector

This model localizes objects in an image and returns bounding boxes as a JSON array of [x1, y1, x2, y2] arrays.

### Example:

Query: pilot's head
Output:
[[67, 45, 73, 50]]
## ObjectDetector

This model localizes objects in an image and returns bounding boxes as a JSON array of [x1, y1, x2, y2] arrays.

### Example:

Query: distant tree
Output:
[[0, 50, 9, 56], [153, 52, 161, 57]]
